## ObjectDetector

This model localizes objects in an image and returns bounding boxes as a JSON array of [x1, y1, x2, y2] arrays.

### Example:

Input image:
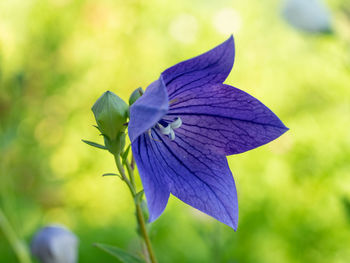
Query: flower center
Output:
[[156, 117, 182, 140]]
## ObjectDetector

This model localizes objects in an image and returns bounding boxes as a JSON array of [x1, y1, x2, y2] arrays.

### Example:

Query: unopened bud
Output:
[[128, 87, 144, 105], [92, 91, 129, 141], [31, 225, 78, 263]]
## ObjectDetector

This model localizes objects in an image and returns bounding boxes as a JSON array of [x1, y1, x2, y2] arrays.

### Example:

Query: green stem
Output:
[[114, 155, 157, 263], [0, 209, 32, 263], [125, 160, 135, 189], [114, 156, 135, 196], [135, 201, 157, 263]]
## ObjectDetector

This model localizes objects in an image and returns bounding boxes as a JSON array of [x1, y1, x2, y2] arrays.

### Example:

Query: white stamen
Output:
[[169, 129, 175, 140], [154, 117, 182, 141], [170, 117, 182, 129], [158, 123, 171, 135]]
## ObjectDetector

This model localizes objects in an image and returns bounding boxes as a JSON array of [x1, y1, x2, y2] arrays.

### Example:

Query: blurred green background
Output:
[[1, 0, 350, 262]]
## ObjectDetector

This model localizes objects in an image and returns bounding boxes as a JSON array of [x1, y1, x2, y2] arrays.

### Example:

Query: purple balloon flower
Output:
[[128, 36, 288, 230]]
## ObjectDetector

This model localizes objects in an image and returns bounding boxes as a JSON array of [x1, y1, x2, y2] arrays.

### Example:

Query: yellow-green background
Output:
[[1, 0, 350, 262]]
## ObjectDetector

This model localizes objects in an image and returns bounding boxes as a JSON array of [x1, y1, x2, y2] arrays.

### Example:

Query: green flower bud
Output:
[[128, 87, 144, 105], [92, 90, 128, 143]]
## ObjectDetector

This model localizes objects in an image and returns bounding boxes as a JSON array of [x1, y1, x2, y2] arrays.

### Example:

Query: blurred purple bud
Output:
[[282, 0, 333, 34], [31, 225, 78, 263]]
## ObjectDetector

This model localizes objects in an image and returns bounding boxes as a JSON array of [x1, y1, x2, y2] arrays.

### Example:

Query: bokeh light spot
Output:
[[212, 8, 242, 35], [169, 14, 198, 44]]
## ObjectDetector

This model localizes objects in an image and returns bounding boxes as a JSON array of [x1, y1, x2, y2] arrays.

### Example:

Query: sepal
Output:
[[103, 132, 126, 155]]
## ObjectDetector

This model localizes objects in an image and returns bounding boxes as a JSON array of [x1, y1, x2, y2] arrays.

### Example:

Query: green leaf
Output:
[[82, 139, 107, 150], [94, 243, 145, 263], [102, 173, 121, 178], [121, 144, 131, 164]]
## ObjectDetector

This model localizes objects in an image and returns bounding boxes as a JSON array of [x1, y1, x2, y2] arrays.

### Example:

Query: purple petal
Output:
[[132, 130, 238, 229], [128, 77, 169, 142], [132, 134, 170, 221], [162, 36, 235, 100], [166, 84, 288, 155]]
